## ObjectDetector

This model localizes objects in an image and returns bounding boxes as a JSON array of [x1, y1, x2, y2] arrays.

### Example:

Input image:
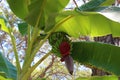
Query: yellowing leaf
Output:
[[0, 19, 9, 33]]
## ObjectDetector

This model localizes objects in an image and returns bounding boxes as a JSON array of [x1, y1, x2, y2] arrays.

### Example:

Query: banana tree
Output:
[[0, 0, 120, 80]]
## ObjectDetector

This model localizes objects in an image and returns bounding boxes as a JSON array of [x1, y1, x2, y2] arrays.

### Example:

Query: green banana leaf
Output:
[[56, 10, 120, 37], [0, 52, 17, 80], [76, 75, 118, 80], [88, 6, 120, 24], [78, 0, 106, 11], [71, 41, 120, 76], [7, 0, 29, 18], [7, 0, 69, 30], [78, 0, 114, 11], [100, 0, 115, 6], [18, 22, 28, 36]]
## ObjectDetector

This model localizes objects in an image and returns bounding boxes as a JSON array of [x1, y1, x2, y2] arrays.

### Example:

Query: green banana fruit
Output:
[[48, 32, 74, 75]]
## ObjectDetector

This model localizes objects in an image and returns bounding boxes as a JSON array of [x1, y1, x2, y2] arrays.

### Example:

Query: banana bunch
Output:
[[48, 32, 74, 75], [48, 32, 71, 56]]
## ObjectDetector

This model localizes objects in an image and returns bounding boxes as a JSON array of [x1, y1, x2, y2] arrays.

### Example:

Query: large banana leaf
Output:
[[7, 0, 29, 18], [0, 52, 17, 80], [71, 41, 120, 76], [7, 0, 69, 30], [76, 75, 118, 80], [7, 0, 69, 19], [56, 10, 120, 37]]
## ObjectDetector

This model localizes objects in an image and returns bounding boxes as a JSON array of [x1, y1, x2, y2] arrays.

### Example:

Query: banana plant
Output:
[[0, 0, 120, 80]]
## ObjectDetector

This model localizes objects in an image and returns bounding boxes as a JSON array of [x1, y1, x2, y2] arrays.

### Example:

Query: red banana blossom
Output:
[[59, 41, 74, 75]]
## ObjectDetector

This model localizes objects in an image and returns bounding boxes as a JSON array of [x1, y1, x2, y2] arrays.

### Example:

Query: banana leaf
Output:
[[18, 22, 28, 36], [7, 0, 69, 30], [56, 10, 120, 37], [0, 52, 17, 80], [78, 0, 114, 11], [71, 41, 120, 76]]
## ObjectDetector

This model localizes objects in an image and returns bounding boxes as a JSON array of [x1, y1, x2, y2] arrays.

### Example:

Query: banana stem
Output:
[[8, 27, 21, 76], [20, 52, 52, 80], [21, 1, 47, 79]]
